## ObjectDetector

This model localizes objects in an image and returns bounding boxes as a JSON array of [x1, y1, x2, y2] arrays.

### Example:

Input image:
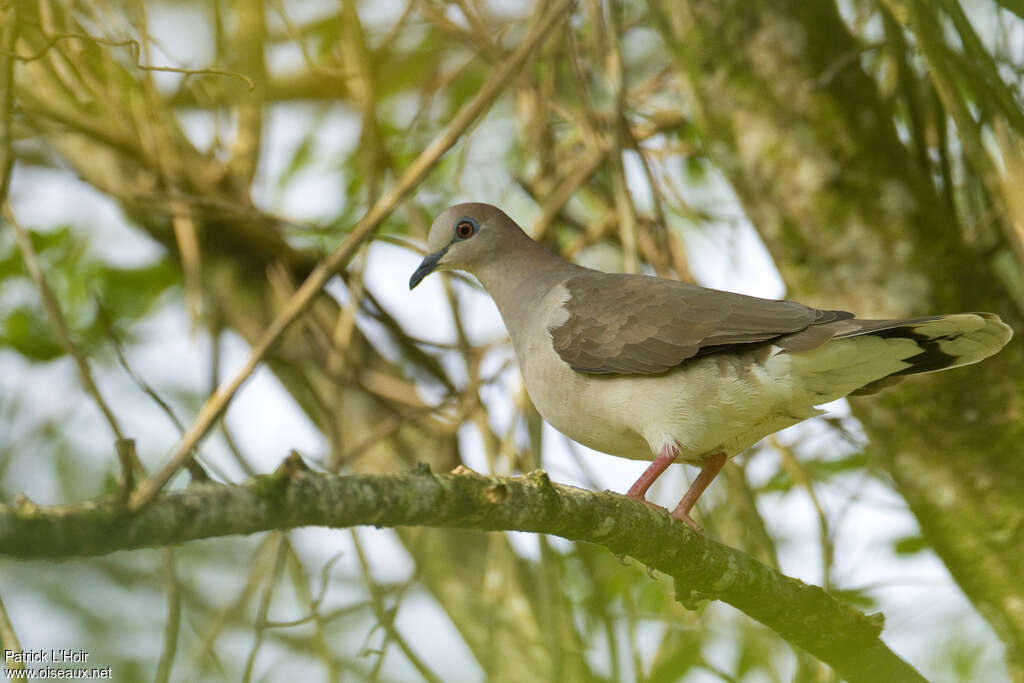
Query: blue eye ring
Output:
[[454, 216, 478, 240]]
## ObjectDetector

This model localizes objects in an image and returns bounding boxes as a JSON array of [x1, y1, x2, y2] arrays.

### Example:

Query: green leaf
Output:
[[278, 116, 323, 189], [28, 226, 76, 258], [2, 306, 64, 361], [91, 260, 178, 320], [892, 534, 929, 555], [759, 452, 869, 493]]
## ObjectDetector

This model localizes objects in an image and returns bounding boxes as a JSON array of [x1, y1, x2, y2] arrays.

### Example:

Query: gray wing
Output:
[[549, 272, 852, 374]]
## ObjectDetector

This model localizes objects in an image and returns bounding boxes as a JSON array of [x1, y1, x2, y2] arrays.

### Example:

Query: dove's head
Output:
[[408, 203, 525, 289]]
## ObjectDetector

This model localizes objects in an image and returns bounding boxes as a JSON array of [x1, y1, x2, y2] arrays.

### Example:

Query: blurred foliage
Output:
[[0, 0, 1022, 681], [0, 225, 176, 359]]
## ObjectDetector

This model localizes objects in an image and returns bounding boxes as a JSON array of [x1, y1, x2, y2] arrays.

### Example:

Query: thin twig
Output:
[[0, 32, 255, 89], [603, 1, 639, 273], [352, 530, 443, 682], [154, 548, 182, 683], [187, 535, 279, 672], [772, 437, 834, 590], [0, 593, 25, 674], [241, 534, 288, 683], [115, 439, 138, 501], [3, 204, 126, 443], [96, 298, 187, 433], [282, 545, 339, 679], [0, 0, 18, 205], [99, 300, 212, 487], [208, 320, 256, 477]]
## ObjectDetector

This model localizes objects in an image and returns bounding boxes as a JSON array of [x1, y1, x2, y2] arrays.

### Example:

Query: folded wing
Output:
[[548, 272, 852, 374]]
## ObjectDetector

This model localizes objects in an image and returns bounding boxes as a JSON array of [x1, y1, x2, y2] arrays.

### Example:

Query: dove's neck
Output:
[[472, 230, 581, 337]]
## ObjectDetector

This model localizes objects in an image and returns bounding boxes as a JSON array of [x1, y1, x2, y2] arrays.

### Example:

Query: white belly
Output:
[[511, 307, 818, 464]]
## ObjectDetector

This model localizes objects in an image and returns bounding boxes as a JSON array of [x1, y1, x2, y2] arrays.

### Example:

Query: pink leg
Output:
[[670, 452, 727, 532], [626, 442, 678, 500]]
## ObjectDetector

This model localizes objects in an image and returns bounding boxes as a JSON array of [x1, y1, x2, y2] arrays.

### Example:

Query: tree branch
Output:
[[0, 463, 924, 683]]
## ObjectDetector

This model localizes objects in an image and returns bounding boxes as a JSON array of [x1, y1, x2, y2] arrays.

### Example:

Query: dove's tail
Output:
[[779, 313, 1013, 399]]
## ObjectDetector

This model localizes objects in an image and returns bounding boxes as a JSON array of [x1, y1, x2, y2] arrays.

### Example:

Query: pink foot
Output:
[[670, 508, 703, 532], [624, 443, 679, 515], [669, 451, 727, 534]]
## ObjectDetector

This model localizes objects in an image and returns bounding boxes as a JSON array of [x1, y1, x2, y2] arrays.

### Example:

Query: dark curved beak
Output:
[[409, 248, 446, 290]]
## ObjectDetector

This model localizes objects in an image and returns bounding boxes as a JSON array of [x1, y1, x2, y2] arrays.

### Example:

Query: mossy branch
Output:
[[0, 462, 924, 683]]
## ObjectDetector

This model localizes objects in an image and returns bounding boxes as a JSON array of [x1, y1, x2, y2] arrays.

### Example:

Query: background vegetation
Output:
[[1, 0, 1023, 680]]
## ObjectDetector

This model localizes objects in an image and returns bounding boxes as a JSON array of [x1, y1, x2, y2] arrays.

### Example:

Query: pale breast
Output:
[[502, 285, 830, 465]]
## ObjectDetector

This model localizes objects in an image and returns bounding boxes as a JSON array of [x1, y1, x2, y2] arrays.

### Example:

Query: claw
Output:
[[670, 508, 703, 533]]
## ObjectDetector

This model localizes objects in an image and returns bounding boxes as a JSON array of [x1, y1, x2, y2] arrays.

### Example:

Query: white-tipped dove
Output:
[[409, 203, 1014, 531]]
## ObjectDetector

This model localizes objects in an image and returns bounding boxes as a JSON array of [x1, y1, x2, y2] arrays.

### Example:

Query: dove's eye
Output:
[[455, 218, 477, 239]]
